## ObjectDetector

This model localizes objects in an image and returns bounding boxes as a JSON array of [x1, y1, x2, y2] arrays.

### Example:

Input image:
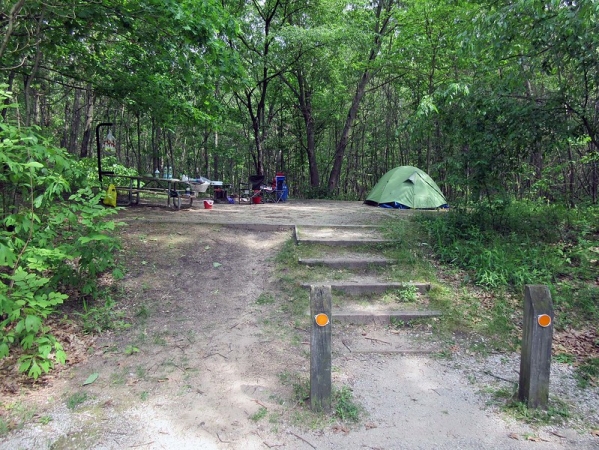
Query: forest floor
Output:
[[1, 200, 598, 449]]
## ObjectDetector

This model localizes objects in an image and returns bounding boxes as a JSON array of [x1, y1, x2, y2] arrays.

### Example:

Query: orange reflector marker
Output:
[[537, 314, 552, 328], [315, 313, 330, 327]]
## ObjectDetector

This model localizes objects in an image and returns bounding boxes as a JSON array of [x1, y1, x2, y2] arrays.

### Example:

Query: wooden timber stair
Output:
[[294, 224, 393, 246], [297, 225, 442, 326]]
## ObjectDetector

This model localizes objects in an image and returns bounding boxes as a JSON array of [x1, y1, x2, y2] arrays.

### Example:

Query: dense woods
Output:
[[1, 0, 597, 203]]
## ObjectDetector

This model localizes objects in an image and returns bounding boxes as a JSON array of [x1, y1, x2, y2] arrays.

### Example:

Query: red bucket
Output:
[[252, 196, 262, 204], [204, 200, 214, 209]]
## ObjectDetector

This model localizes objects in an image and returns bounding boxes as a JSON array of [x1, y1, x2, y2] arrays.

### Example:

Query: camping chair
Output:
[[244, 174, 264, 204]]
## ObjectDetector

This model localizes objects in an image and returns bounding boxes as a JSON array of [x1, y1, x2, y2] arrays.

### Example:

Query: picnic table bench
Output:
[[102, 174, 203, 209]]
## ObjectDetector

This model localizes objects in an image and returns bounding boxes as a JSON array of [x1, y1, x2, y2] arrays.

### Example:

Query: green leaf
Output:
[[24, 161, 44, 169], [83, 372, 99, 386], [213, 262, 222, 268], [25, 315, 42, 332], [29, 361, 42, 379]]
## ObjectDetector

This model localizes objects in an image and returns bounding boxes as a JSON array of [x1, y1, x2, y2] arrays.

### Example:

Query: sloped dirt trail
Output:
[[1, 201, 598, 449]]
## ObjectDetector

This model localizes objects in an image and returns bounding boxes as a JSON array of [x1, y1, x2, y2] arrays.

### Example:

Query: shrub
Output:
[[1, 92, 121, 378]]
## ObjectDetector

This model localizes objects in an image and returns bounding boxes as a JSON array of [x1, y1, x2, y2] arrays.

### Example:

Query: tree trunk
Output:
[[328, 70, 372, 192], [282, 70, 319, 187], [80, 86, 94, 158], [1, 71, 15, 121], [68, 88, 82, 154], [327, 0, 395, 192]]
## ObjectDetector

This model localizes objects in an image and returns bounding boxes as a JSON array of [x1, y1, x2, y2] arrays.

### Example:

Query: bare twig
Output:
[[364, 337, 391, 345], [216, 432, 231, 443], [288, 431, 316, 449], [342, 339, 352, 352], [252, 399, 268, 409], [129, 442, 154, 448], [483, 370, 517, 384], [204, 352, 228, 360]]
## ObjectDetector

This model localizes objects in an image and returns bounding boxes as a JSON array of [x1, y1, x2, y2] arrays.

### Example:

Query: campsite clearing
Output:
[[1, 201, 598, 450]]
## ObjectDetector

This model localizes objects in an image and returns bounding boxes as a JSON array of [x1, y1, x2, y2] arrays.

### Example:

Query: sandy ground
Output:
[[1, 200, 598, 449]]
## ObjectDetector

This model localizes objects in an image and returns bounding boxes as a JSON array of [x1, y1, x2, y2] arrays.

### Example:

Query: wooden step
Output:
[[298, 257, 394, 269], [294, 225, 394, 246], [302, 281, 430, 295], [333, 310, 442, 325]]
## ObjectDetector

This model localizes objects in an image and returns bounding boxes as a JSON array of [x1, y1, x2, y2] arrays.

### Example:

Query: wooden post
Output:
[[310, 285, 332, 412], [518, 285, 554, 409]]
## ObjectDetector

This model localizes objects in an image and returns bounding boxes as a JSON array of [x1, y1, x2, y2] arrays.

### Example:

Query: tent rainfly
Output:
[[364, 166, 448, 209]]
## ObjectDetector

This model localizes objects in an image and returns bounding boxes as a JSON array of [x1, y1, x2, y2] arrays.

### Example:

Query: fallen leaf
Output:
[[591, 430, 599, 437], [508, 433, 519, 440], [213, 262, 222, 268], [82, 372, 99, 386]]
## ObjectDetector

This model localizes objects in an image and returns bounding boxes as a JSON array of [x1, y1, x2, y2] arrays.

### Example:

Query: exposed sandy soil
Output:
[[1, 200, 598, 449]]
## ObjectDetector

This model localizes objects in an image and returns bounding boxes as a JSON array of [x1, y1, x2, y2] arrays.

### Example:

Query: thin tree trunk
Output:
[[68, 88, 82, 154], [80, 86, 94, 158], [328, 0, 395, 192]]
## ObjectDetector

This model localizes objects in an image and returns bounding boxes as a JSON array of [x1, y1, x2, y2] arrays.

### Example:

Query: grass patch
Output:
[[504, 399, 571, 426], [256, 293, 275, 305], [66, 392, 89, 410], [334, 386, 361, 422], [0, 402, 37, 436], [277, 371, 363, 427], [574, 357, 599, 388], [250, 407, 268, 422], [78, 296, 131, 334]]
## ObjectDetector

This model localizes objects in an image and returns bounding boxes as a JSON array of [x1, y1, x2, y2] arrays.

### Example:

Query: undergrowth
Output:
[[1, 96, 123, 379], [409, 198, 599, 361]]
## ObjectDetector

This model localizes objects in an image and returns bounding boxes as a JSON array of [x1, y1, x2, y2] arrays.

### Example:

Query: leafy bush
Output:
[[418, 200, 597, 290], [417, 199, 599, 332], [1, 92, 121, 378]]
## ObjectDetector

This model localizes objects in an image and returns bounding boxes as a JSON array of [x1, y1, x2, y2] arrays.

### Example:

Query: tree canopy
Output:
[[1, 0, 598, 204]]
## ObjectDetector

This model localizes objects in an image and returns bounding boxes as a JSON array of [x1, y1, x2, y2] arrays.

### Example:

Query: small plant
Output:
[[397, 285, 418, 302], [124, 345, 140, 355], [574, 357, 599, 388], [135, 304, 150, 320], [553, 353, 576, 364], [66, 392, 89, 410], [78, 297, 130, 334], [39, 415, 52, 425], [0, 417, 9, 435], [334, 386, 361, 422], [256, 293, 275, 305], [504, 399, 571, 425], [250, 407, 268, 421], [140, 391, 149, 401]]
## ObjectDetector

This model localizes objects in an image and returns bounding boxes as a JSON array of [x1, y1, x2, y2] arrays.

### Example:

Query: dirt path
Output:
[[1, 201, 598, 449]]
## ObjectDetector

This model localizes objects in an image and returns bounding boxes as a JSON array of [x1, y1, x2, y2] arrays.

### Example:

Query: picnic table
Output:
[[102, 174, 200, 209]]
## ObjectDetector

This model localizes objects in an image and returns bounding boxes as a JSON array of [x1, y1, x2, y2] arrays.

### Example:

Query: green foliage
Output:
[[574, 358, 599, 388], [397, 285, 418, 303], [416, 200, 599, 339], [418, 200, 596, 290], [334, 386, 361, 423], [0, 104, 122, 378], [65, 392, 89, 410], [250, 407, 268, 422], [504, 399, 571, 426], [77, 297, 130, 334], [256, 292, 275, 305]]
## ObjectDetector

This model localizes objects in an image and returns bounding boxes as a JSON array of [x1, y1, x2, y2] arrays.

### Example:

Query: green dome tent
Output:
[[364, 166, 448, 209]]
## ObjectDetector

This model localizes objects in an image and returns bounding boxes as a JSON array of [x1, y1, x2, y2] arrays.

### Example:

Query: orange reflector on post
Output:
[[315, 313, 330, 327], [537, 314, 552, 328]]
